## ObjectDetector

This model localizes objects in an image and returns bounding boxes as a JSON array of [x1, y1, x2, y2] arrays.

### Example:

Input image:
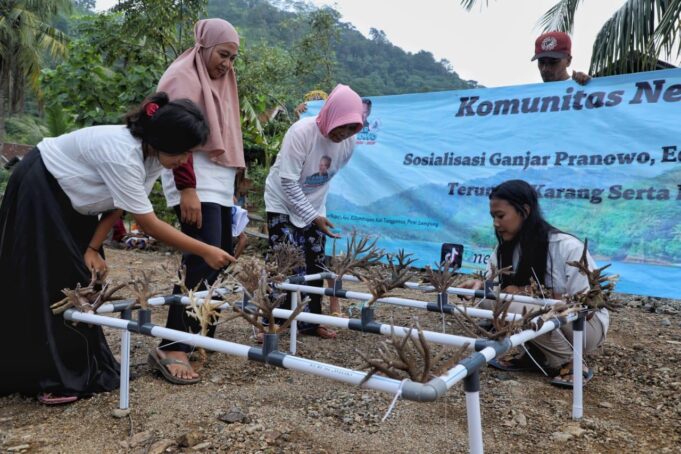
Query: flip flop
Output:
[[489, 353, 541, 372], [147, 349, 200, 385], [330, 311, 346, 318], [550, 367, 594, 388], [302, 325, 337, 339], [37, 393, 78, 405]]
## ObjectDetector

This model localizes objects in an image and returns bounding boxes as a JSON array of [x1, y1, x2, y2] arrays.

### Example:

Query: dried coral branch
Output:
[[228, 263, 307, 335], [566, 239, 620, 312], [129, 270, 155, 310], [324, 230, 384, 279], [388, 249, 418, 277], [184, 275, 229, 362], [423, 260, 460, 294], [265, 242, 305, 283], [51, 269, 127, 315], [358, 319, 469, 384], [447, 264, 556, 340], [356, 250, 415, 306], [234, 257, 263, 295]]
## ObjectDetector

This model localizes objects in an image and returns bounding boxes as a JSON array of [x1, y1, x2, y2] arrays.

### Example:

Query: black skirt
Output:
[[0, 148, 119, 397]]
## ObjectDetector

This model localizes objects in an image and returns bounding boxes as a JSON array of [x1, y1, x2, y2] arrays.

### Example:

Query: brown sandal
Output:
[[147, 349, 200, 385], [310, 325, 337, 339], [550, 366, 594, 388]]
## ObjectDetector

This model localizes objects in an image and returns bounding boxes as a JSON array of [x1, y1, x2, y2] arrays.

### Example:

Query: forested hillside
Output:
[[207, 0, 478, 96], [2, 0, 476, 170]]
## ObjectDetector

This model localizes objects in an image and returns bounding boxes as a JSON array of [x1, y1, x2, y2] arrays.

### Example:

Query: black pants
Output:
[[159, 202, 233, 353], [266, 212, 326, 333]]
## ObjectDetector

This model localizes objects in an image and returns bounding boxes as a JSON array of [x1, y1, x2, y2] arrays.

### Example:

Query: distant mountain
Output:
[[206, 0, 478, 96]]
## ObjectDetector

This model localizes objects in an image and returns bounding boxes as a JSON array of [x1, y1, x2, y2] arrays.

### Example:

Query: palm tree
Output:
[[0, 0, 70, 141], [460, 0, 681, 75]]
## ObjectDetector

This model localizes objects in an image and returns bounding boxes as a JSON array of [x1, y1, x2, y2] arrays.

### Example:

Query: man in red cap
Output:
[[532, 31, 590, 85]]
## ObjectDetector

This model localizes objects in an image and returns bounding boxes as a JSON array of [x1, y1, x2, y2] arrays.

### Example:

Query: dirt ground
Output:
[[1, 247, 680, 453]]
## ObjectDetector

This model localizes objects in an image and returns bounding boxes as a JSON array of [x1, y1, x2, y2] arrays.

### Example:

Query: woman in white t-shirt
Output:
[[264, 84, 364, 339], [0, 92, 234, 404], [461, 179, 609, 388]]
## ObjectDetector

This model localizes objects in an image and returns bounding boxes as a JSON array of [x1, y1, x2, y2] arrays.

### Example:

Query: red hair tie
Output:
[[145, 102, 159, 117]]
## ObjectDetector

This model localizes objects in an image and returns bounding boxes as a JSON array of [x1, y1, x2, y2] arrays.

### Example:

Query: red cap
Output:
[[532, 31, 571, 61]]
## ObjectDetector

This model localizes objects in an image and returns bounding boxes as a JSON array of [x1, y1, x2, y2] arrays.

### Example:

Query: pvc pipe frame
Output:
[[297, 272, 565, 307], [284, 274, 585, 422], [63, 299, 574, 404], [63, 309, 453, 399], [69, 280, 585, 452]]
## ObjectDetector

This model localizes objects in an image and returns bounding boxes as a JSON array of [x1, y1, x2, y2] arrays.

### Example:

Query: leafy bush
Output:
[[0, 168, 11, 196], [5, 115, 49, 145], [147, 180, 177, 226]]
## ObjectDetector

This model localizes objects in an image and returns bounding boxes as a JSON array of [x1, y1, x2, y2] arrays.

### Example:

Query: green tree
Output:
[[40, 13, 165, 126], [112, 0, 207, 64], [293, 7, 340, 92], [460, 0, 681, 75], [0, 0, 70, 141]]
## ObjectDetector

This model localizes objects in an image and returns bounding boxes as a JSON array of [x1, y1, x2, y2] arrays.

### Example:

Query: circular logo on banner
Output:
[[541, 37, 558, 51]]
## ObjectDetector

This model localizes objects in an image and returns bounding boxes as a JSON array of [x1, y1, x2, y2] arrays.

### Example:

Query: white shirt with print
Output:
[[265, 117, 355, 228]]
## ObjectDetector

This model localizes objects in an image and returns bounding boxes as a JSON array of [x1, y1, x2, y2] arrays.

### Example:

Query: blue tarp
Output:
[[304, 69, 681, 298]]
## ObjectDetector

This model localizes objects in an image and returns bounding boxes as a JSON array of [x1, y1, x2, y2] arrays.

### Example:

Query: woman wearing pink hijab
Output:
[[264, 84, 364, 339], [152, 19, 244, 384]]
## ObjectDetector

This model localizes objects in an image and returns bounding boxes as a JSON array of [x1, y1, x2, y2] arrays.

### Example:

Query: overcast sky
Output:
[[96, 0, 632, 87]]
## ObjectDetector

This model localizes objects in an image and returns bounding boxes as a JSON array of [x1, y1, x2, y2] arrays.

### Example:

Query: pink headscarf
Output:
[[315, 84, 363, 137], [157, 18, 245, 168]]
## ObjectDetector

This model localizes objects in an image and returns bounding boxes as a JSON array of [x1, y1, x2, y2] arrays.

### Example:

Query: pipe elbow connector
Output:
[[400, 378, 447, 402]]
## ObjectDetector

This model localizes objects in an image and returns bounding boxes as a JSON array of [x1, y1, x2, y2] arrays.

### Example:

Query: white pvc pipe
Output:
[[442, 365, 469, 388], [303, 273, 563, 307], [63, 311, 252, 358], [271, 308, 476, 347], [507, 313, 578, 348], [281, 354, 403, 394], [276, 282, 521, 322], [572, 325, 584, 420], [65, 308, 474, 399], [96, 294, 230, 315], [406, 283, 562, 307], [119, 329, 130, 410], [465, 391, 484, 454], [65, 310, 131, 328], [148, 326, 252, 358], [379, 324, 475, 348], [290, 291, 298, 355], [65, 309, 412, 396]]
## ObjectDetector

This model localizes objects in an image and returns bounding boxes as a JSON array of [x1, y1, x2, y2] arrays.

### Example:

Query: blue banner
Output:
[[305, 69, 681, 298]]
